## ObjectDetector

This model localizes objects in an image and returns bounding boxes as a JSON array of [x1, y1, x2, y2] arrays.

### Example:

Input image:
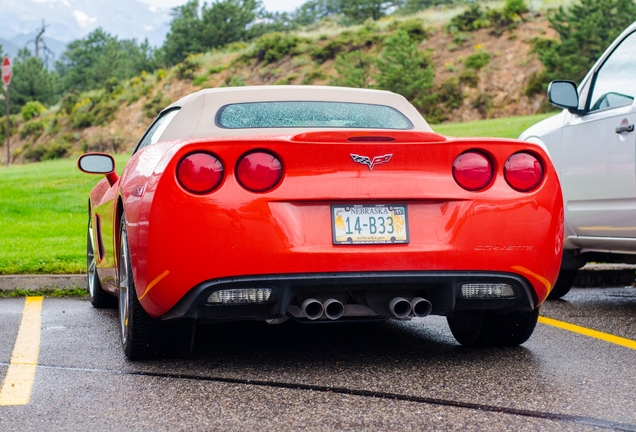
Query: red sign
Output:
[[2, 57, 12, 86]]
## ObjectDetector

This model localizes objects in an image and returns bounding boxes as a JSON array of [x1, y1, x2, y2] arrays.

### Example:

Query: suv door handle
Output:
[[616, 124, 635, 133]]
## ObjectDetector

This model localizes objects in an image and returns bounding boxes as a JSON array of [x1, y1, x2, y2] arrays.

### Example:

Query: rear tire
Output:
[[87, 219, 116, 308], [546, 269, 577, 299], [118, 214, 194, 360], [447, 308, 539, 347]]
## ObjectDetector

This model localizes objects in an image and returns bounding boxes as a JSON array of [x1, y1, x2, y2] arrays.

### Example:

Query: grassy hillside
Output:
[[0, 1, 566, 166]]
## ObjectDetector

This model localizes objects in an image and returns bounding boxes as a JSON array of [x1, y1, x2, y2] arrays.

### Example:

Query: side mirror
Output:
[[78, 153, 119, 186], [548, 80, 581, 112]]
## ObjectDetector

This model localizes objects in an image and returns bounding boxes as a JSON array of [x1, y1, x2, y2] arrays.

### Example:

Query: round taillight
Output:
[[504, 152, 543, 192], [176, 152, 224, 194], [236, 151, 283, 192], [452, 151, 493, 191]]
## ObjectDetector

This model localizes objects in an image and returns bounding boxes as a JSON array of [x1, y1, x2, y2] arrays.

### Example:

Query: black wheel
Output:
[[546, 269, 577, 299], [87, 218, 116, 308], [118, 214, 194, 360], [447, 308, 539, 347]]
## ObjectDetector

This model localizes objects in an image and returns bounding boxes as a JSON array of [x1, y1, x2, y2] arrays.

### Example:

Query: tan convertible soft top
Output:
[[157, 86, 432, 141]]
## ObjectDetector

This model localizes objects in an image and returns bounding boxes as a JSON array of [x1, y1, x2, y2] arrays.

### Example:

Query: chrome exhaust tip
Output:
[[301, 298, 324, 320], [323, 298, 345, 320], [410, 297, 432, 318], [389, 297, 412, 319]]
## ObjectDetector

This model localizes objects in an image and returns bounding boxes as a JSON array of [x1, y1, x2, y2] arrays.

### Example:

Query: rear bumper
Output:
[[161, 271, 537, 323]]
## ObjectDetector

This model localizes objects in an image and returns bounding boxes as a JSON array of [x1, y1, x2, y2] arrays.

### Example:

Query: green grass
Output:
[[0, 154, 129, 274], [0, 288, 88, 298], [0, 112, 556, 275], [432, 112, 557, 138]]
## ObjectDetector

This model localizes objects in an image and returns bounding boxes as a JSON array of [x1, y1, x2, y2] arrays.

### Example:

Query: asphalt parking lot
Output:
[[1, 285, 636, 431]]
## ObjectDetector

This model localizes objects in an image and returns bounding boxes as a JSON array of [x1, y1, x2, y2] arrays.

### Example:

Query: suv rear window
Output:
[[216, 101, 413, 130]]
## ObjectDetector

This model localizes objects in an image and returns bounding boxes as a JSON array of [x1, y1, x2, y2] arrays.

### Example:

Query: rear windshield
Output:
[[216, 101, 413, 130]]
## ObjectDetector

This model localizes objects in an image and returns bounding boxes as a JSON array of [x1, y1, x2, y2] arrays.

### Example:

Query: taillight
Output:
[[504, 152, 543, 192], [452, 151, 493, 191], [236, 151, 283, 192], [176, 152, 224, 194]]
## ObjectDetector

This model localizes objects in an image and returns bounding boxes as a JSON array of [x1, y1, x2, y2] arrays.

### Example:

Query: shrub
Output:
[[311, 28, 383, 63], [60, 91, 80, 115], [192, 75, 208, 86], [21, 101, 46, 121], [459, 69, 480, 88], [452, 32, 471, 45], [449, 4, 490, 32], [330, 51, 374, 88], [143, 91, 170, 118], [301, 68, 326, 84], [222, 75, 246, 87], [208, 65, 227, 74], [525, 70, 547, 97], [310, 38, 348, 62], [69, 97, 95, 129], [92, 99, 119, 126], [464, 52, 490, 70], [104, 77, 123, 95], [438, 78, 464, 110], [175, 55, 198, 80], [19, 119, 45, 139], [255, 32, 307, 64], [396, 19, 428, 43], [23, 141, 71, 162], [473, 93, 493, 118]]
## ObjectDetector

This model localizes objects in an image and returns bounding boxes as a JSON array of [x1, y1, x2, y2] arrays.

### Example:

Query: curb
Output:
[[574, 264, 636, 288], [0, 274, 87, 291]]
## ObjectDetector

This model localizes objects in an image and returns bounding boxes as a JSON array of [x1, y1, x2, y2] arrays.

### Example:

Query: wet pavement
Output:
[[1, 286, 636, 431]]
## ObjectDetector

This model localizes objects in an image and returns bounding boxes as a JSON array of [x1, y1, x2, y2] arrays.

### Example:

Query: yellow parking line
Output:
[[539, 316, 636, 351], [0, 297, 43, 406]]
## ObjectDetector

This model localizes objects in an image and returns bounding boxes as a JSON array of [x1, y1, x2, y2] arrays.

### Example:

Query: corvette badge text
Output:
[[475, 245, 534, 251]]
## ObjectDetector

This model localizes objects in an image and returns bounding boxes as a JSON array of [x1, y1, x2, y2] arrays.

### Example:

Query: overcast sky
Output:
[[137, 0, 307, 12]]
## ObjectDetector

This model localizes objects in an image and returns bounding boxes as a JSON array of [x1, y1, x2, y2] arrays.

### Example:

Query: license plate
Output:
[[332, 204, 409, 244]]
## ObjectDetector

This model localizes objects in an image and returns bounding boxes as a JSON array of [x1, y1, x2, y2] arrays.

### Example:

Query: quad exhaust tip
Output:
[[301, 298, 324, 320], [389, 297, 412, 319], [323, 298, 345, 320], [410, 297, 432, 318]]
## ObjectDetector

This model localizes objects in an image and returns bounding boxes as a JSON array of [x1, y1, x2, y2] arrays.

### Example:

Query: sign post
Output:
[[2, 56, 12, 167]]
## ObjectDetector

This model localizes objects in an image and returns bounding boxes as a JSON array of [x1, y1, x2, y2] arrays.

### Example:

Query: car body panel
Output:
[[90, 132, 563, 318], [84, 86, 563, 324]]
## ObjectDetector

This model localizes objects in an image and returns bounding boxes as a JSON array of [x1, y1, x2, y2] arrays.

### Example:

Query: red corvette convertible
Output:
[[78, 86, 563, 359]]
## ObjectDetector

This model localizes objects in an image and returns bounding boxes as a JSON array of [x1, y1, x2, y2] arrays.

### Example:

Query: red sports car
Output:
[[78, 86, 563, 359]]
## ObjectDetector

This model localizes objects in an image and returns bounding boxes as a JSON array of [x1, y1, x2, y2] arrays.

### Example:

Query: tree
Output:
[[330, 50, 375, 88], [340, 0, 403, 23], [56, 28, 157, 93], [538, 0, 636, 84], [398, 0, 441, 15], [373, 30, 435, 110], [161, 0, 261, 66], [291, 0, 341, 26], [9, 48, 58, 114]]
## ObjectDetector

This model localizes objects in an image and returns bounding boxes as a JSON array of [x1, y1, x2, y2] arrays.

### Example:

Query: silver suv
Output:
[[520, 21, 636, 299]]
